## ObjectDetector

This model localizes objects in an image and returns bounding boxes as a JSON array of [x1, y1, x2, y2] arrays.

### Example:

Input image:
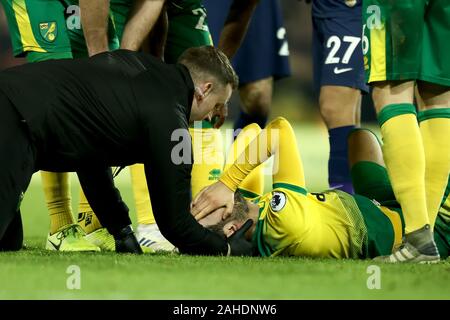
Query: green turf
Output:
[[1, 123, 449, 300]]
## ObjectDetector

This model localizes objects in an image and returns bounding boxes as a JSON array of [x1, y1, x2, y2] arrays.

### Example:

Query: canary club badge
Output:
[[39, 22, 57, 42], [270, 192, 286, 212]]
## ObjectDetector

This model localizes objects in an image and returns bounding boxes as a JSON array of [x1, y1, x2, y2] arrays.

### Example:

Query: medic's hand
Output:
[[191, 181, 234, 221], [228, 219, 254, 256]]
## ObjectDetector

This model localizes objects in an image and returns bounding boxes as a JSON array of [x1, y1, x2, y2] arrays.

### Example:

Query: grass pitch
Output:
[[1, 123, 449, 300]]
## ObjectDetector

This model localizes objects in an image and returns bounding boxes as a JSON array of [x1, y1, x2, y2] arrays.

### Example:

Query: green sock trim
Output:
[[378, 103, 417, 127], [418, 108, 450, 122]]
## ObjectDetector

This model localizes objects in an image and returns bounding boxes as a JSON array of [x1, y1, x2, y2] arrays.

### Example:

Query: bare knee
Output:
[[239, 77, 273, 116], [371, 81, 415, 113], [348, 129, 384, 167], [416, 81, 450, 110], [319, 86, 360, 128]]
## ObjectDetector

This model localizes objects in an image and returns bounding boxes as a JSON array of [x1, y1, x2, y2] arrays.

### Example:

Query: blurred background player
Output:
[[363, 0, 450, 262], [203, 0, 291, 131], [308, 0, 368, 193]]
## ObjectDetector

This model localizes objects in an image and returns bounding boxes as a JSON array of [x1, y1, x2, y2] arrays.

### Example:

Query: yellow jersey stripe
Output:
[[369, 25, 386, 82], [13, 0, 46, 53]]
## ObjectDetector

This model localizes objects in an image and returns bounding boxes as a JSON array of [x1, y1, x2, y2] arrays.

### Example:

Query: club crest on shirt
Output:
[[270, 192, 286, 212], [345, 0, 357, 7], [39, 22, 57, 42]]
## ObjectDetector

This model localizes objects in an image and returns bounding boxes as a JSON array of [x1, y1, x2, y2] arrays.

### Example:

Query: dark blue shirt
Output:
[[312, 0, 362, 18]]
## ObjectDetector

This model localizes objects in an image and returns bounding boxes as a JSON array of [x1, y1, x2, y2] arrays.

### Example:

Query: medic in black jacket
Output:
[[0, 47, 252, 255]]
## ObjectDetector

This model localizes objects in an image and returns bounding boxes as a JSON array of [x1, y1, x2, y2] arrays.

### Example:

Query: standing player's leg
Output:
[[235, 77, 273, 130], [312, 7, 369, 194], [1, 0, 99, 251], [415, 0, 450, 231], [233, 0, 290, 131], [417, 83, 450, 230], [418, 82, 450, 259], [363, 0, 439, 262]]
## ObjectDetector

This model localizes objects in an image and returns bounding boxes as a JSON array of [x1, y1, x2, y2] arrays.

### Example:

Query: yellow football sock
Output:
[[130, 164, 155, 225], [225, 123, 264, 199], [378, 104, 429, 233], [77, 188, 103, 234], [418, 108, 450, 229], [41, 171, 75, 234], [190, 121, 225, 198]]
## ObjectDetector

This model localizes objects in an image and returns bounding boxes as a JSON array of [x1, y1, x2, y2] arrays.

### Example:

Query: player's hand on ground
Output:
[[191, 181, 234, 221], [228, 219, 254, 256]]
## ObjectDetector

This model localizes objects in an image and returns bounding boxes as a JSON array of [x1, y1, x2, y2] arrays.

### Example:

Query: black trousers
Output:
[[0, 92, 35, 250]]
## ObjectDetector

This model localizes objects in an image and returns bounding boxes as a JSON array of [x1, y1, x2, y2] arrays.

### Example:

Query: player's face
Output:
[[189, 83, 232, 123]]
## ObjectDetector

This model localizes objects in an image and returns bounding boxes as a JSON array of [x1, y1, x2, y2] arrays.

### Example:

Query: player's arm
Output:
[[222, 116, 306, 191], [141, 6, 168, 58], [218, 0, 260, 58], [79, 0, 110, 56], [120, 0, 166, 51], [224, 123, 264, 198], [192, 117, 306, 219], [221, 117, 306, 191]]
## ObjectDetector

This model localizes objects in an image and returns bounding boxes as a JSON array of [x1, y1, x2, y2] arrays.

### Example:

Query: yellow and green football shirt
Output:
[[253, 187, 367, 259]]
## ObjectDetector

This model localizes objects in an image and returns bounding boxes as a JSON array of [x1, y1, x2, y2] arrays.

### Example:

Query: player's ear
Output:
[[194, 86, 205, 101], [201, 82, 213, 98]]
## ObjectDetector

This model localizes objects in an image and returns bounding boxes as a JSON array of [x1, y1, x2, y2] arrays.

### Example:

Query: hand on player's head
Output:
[[191, 181, 235, 221]]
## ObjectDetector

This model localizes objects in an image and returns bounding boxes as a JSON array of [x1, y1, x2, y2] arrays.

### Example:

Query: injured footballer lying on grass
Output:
[[192, 117, 450, 263]]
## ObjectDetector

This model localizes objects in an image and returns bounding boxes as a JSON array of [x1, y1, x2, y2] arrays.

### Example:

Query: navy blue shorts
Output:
[[312, 15, 369, 93], [204, 0, 291, 85]]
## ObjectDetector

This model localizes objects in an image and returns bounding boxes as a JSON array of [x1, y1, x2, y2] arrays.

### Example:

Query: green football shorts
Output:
[[165, 0, 213, 63], [1, 0, 128, 61], [363, 0, 450, 86], [1, 0, 72, 58]]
